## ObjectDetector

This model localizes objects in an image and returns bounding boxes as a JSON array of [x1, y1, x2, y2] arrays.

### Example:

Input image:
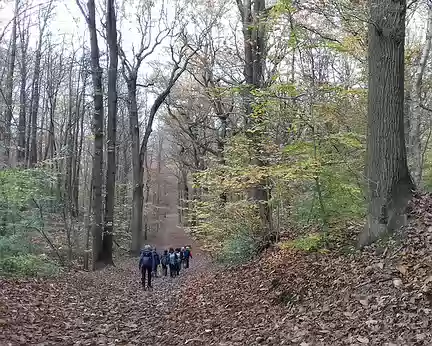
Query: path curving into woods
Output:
[[0, 214, 212, 345]]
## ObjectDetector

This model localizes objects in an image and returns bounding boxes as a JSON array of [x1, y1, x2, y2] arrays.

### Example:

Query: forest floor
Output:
[[2, 196, 432, 345], [0, 214, 213, 346]]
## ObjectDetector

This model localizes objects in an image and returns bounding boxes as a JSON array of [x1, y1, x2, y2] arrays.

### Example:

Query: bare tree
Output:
[[118, 2, 203, 253], [76, 0, 105, 269], [17, 7, 30, 165], [2, 0, 19, 164], [102, 0, 119, 265], [406, 1, 432, 186], [28, 0, 54, 167]]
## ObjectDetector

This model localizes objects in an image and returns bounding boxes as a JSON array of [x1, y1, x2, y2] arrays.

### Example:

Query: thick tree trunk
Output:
[[128, 79, 144, 254], [102, 0, 118, 265], [85, 0, 105, 269], [359, 0, 414, 247], [238, 0, 272, 233]]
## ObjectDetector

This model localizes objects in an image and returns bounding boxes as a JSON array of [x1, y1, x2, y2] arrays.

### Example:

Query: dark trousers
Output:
[[141, 266, 152, 288], [169, 263, 176, 277], [176, 262, 181, 275], [184, 257, 190, 269], [162, 264, 168, 276]]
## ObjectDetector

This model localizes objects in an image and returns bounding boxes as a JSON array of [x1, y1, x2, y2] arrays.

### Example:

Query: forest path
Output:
[[0, 214, 212, 345]]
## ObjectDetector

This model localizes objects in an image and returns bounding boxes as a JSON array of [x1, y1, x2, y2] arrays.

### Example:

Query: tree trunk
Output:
[[359, 0, 414, 247], [143, 151, 152, 241], [85, 0, 105, 269], [29, 31, 44, 167], [73, 70, 87, 217], [155, 135, 163, 232], [102, 0, 118, 265], [127, 79, 144, 254], [407, 2, 432, 186], [3, 0, 18, 164], [17, 25, 28, 165], [238, 0, 272, 234]]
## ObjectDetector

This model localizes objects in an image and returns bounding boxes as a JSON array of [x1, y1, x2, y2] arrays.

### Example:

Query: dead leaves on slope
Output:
[[168, 195, 432, 345]]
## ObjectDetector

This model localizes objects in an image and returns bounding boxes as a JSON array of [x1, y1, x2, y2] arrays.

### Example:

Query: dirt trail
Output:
[[0, 214, 212, 345]]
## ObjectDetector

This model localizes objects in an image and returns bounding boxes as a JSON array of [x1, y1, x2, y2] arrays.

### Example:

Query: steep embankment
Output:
[[0, 214, 212, 345], [166, 193, 432, 345]]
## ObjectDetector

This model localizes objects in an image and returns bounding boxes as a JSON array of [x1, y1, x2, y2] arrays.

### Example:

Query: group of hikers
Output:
[[138, 245, 193, 290]]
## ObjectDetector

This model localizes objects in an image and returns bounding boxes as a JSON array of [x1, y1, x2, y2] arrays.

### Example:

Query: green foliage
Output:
[[0, 168, 60, 276], [217, 230, 258, 264], [184, 61, 368, 262], [279, 233, 325, 252], [421, 151, 432, 191], [0, 254, 60, 277], [188, 197, 261, 250]]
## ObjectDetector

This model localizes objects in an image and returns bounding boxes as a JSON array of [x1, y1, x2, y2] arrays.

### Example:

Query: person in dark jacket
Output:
[[160, 249, 169, 276], [152, 248, 161, 277], [139, 245, 153, 289], [184, 246, 192, 269], [168, 247, 177, 277], [175, 248, 182, 276]]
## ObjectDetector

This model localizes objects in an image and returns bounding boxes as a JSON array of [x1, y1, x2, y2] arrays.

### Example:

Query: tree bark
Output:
[[237, 0, 272, 233], [359, 0, 414, 247], [407, 2, 432, 186], [3, 0, 18, 165], [127, 78, 144, 254], [102, 0, 118, 265], [17, 18, 29, 165], [29, 36, 43, 167], [28, 2, 53, 166], [79, 0, 105, 269]]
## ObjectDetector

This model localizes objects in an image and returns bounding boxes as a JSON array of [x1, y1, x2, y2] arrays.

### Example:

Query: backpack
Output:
[[161, 254, 168, 266], [169, 253, 176, 265], [140, 250, 152, 268], [175, 252, 181, 264]]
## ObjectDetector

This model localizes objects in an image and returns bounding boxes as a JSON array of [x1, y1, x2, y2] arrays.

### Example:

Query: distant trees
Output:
[[1, 0, 432, 273]]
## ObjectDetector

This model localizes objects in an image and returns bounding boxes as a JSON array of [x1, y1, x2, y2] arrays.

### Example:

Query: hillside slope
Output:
[[167, 193, 432, 345]]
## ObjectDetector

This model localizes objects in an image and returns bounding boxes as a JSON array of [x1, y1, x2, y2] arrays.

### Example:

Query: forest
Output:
[[1, 0, 432, 344]]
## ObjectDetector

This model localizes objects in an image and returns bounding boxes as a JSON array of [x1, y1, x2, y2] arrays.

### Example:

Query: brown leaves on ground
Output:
[[0, 248, 213, 346], [0, 261, 199, 345], [2, 200, 432, 345], [168, 194, 432, 345]]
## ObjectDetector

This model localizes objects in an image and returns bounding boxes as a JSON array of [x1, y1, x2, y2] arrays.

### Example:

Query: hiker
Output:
[[168, 247, 177, 277], [180, 247, 186, 268], [160, 249, 169, 276], [139, 245, 153, 290], [175, 247, 182, 276], [152, 248, 160, 277], [184, 245, 192, 269]]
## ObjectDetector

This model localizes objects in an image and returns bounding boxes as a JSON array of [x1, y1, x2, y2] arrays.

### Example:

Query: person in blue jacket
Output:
[[139, 245, 153, 290]]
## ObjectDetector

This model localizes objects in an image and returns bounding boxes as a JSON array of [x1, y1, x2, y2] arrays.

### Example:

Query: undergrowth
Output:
[[0, 254, 61, 277]]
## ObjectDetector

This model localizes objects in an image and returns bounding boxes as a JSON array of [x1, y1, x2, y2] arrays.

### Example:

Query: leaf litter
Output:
[[1, 193, 432, 345]]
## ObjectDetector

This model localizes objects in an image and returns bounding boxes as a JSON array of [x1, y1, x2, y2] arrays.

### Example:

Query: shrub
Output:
[[0, 254, 60, 277], [217, 230, 259, 264], [279, 232, 325, 252]]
